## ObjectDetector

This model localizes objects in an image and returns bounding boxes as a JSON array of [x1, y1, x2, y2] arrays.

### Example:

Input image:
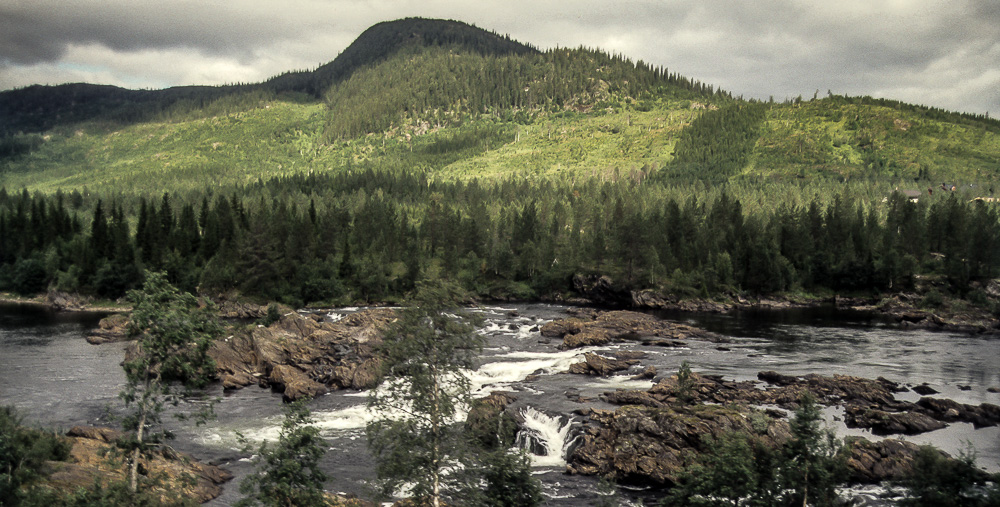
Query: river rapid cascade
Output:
[[1, 302, 998, 505]]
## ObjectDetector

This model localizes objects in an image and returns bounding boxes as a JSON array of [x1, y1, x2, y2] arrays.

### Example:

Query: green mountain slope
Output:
[[0, 17, 535, 137], [1, 18, 999, 193]]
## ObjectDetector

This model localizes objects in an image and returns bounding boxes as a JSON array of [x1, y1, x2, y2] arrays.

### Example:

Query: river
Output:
[[1, 301, 998, 505]]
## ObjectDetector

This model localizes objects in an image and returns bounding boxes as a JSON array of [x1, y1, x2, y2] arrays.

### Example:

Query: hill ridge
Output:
[[0, 18, 538, 136]]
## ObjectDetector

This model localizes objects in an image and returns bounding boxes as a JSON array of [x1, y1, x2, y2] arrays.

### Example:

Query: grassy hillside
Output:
[[4, 94, 999, 193], [748, 96, 1000, 182], [0, 17, 536, 137]]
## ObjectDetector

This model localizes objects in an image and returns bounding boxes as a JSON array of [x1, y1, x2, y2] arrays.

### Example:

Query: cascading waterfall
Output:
[[515, 406, 578, 467]]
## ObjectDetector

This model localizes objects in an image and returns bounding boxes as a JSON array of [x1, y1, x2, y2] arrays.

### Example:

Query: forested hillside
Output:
[[2, 17, 1000, 309]]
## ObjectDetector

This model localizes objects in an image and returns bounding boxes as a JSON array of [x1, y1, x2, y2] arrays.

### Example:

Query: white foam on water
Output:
[[516, 406, 577, 467], [477, 321, 507, 336], [469, 349, 591, 395], [513, 324, 540, 340], [588, 376, 656, 391], [311, 403, 374, 432]]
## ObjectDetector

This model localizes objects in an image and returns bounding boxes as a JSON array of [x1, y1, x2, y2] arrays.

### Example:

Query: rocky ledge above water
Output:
[[40, 426, 231, 502], [599, 369, 1000, 435], [207, 309, 393, 401], [110, 306, 393, 401], [567, 403, 930, 486], [540, 309, 722, 349], [562, 362, 1000, 488]]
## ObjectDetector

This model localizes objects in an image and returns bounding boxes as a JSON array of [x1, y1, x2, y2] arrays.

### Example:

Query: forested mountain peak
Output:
[[279, 17, 539, 96], [0, 18, 535, 136]]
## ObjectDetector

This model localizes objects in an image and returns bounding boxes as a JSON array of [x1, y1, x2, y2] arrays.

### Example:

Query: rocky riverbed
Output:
[[14, 299, 997, 505]]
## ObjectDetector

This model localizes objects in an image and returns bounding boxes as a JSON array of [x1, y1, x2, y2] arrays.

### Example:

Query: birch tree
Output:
[[121, 271, 220, 492], [366, 278, 483, 507]]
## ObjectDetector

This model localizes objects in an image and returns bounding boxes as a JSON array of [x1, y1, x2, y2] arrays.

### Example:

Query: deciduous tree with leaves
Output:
[[236, 398, 328, 507], [120, 271, 221, 493], [366, 278, 484, 507]]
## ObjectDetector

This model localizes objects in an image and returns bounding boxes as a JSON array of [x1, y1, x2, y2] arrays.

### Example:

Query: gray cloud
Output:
[[0, 0, 997, 115]]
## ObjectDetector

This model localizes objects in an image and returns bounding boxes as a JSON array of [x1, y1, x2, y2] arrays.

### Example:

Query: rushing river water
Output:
[[1, 301, 999, 506]]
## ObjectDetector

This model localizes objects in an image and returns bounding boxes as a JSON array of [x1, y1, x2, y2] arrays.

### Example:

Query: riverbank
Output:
[[626, 288, 1000, 335], [9, 274, 1000, 337], [0, 291, 130, 313]]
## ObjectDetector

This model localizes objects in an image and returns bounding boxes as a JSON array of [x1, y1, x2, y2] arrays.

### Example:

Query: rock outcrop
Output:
[[568, 404, 791, 484], [45, 291, 88, 311], [568, 397, 932, 486], [466, 391, 519, 449], [541, 309, 723, 349], [845, 437, 928, 484], [630, 290, 733, 313], [599, 369, 1000, 437], [571, 274, 632, 306], [213, 298, 269, 319], [86, 313, 130, 344], [567, 353, 640, 376], [209, 309, 393, 401], [844, 405, 947, 435], [41, 426, 231, 502]]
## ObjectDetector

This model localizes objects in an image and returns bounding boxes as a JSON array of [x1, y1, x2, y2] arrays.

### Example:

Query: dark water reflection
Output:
[[0, 302, 123, 428]]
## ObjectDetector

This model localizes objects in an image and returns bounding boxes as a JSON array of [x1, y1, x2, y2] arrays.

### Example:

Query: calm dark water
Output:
[[2, 302, 998, 506], [0, 302, 123, 429]]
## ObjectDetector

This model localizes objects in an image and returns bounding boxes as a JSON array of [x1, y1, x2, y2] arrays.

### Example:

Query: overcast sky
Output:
[[1, 0, 998, 116]]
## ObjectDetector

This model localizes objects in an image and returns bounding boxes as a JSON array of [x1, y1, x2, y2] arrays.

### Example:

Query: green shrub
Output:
[[897, 444, 998, 507], [0, 406, 72, 506], [920, 289, 945, 309]]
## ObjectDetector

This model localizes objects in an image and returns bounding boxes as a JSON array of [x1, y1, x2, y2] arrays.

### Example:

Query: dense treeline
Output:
[[666, 102, 766, 181], [2, 171, 999, 307]]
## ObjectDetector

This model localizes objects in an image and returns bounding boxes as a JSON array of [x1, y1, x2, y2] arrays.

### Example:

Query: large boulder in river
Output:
[[466, 391, 519, 449], [268, 364, 328, 401], [568, 404, 933, 486], [845, 437, 928, 484], [541, 310, 722, 349], [567, 353, 640, 376], [209, 309, 394, 401], [844, 404, 947, 435], [915, 397, 1000, 428]]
